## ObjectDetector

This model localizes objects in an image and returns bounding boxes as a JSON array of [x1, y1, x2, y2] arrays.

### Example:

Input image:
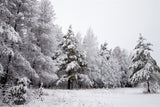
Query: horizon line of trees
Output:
[[0, 0, 160, 94]]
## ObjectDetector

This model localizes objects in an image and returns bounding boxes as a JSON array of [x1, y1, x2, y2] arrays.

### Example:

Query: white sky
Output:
[[51, 0, 160, 65]]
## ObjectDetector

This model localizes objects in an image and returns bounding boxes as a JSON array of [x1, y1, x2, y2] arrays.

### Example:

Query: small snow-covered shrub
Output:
[[149, 82, 160, 93], [37, 83, 44, 101], [78, 74, 93, 88], [3, 77, 31, 105], [33, 83, 44, 101]]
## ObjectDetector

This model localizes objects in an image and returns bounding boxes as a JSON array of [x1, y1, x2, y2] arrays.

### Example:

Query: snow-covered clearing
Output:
[[19, 88, 160, 107]]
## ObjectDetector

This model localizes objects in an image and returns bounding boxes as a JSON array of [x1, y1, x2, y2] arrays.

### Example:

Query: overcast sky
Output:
[[51, 0, 160, 65]]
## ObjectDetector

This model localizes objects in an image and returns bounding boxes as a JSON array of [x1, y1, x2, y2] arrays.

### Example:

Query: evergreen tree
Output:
[[82, 28, 100, 87], [34, 0, 59, 57], [100, 42, 111, 60], [112, 47, 132, 87], [99, 43, 122, 88], [99, 42, 111, 88], [0, 0, 38, 39], [0, 0, 40, 87], [130, 35, 160, 93], [3, 77, 31, 105], [0, 0, 58, 88], [57, 26, 90, 89], [0, 20, 21, 91]]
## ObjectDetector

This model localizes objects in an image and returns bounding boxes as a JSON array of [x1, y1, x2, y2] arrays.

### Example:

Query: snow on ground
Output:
[[19, 88, 160, 107]]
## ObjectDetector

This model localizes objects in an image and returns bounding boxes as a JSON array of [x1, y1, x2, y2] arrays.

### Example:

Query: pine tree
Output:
[[34, 0, 59, 57], [0, 0, 60, 89], [0, 21, 21, 93], [57, 26, 89, 89], [0, 0, 38, 38], [99, 43, 122, 88], [100, 42, 111, 60], [0, 1, 40, 88], [130, 35, 160, 93], [99, 42, 110, 87]]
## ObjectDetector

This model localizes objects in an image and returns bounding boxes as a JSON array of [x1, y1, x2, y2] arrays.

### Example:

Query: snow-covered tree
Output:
[[32, 55, 58, 87], [99, 43, 121, 88], [82, 28, 100, 87], [38, 0, 55, 24], [130, 35, 160, 93], [3, 77, 31, 105], [112, 47, 132, 87], [32, 0, 61, 57], [0, 0, 38, 38], [0, 20, 22, 91], [0, 0, 59, 90], [99, 42, 111, 60], [57, 26, 91, 89], [8, 52, 39, 85], [99, 42, 112, 87], [0, 0, 44, 88], [18, 42, 58, 87], [83, 28, 99, 68], [98, 43, 131, 88]]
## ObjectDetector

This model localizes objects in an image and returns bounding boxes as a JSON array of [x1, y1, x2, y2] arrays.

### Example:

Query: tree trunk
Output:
[[147, 81, 150, 93], [68, 79, 71, 89], [1, 54, 12, 95], [14, 24, 17, 31]]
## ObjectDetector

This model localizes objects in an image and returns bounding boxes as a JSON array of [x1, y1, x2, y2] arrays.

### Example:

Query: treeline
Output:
[[0, 0, 160, 93]]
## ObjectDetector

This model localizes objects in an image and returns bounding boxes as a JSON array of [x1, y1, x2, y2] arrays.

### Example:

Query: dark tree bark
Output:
[[14, 3, 21, 32], [147, 81, 150, 93], [1, 54, 12, 95], [68, 79, 71, 89]]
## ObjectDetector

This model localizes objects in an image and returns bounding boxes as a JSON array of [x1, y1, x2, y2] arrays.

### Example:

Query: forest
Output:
[[0, 0, 160, 106]]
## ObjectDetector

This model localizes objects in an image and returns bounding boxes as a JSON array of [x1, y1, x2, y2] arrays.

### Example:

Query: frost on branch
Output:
[[9, 52, 39, 81], [0, 63, 3, 75], [33, 55, 58, 85], [66, 61, 80, 72], [0, 46, 14, 57], [0, 21, 21, 43]]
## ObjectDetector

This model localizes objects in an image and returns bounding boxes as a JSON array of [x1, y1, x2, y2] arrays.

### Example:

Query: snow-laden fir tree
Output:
[[0, 20, 21, 92], [0, 0, 38, 39], [99, 42, 111, 88], [99, 42, 111, 60], [99, 43, 123, 88], [0, 1, 40, 88], [130, 35, 160, 93], [57, 26, 91, 89]]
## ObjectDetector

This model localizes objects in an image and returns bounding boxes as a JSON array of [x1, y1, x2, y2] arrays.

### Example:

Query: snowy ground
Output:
[[18, 88, 160, 107]]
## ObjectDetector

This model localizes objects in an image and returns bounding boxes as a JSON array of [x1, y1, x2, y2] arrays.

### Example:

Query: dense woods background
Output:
[[0, 0, 160, 105]]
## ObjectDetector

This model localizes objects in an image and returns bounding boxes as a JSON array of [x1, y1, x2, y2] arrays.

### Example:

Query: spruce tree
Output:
[[130, 35, 160, 93], [57, 26, 89, 89]]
